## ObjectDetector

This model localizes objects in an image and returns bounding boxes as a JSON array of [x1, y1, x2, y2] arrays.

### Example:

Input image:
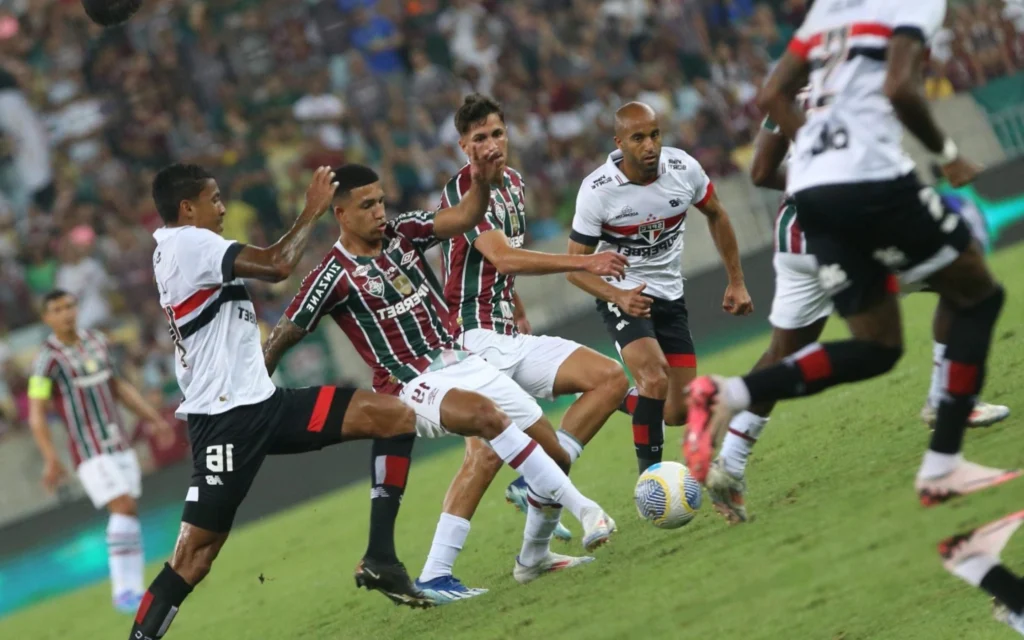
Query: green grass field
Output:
[[5, 245, 1024, 640]]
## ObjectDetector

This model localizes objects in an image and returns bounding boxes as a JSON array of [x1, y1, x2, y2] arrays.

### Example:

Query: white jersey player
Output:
[[567, 102, 752, 475], [686, 0, 1020, 563]]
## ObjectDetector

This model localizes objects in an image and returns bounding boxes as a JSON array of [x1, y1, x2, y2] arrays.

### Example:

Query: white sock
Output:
[[419, 513, 471, 582], [556, 429, 583, 464], [719, 411, 769, 477], [519, 503, 561, 567], [487, 426, 598, 521], [107, 513, 144, 598], [928, 342, 947, 410], [918, 450, 962, 480], [950, 553, 999, 587], [722, 377, 752, 412]]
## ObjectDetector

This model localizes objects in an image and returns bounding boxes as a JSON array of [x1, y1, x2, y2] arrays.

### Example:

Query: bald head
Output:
[[614, 102, 658, 138], [613, 102, 662, 181]]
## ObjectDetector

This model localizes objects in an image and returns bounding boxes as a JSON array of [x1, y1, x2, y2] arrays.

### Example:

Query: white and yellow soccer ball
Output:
[[634, 461, 703, 529]]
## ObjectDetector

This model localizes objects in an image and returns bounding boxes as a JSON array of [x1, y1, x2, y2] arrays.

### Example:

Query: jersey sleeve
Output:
[[687, 162, 715, 208], [28, 350, 55, 400], [389, 210, 440, 251], [569, 183, 605, 247], [175, 227, 245, 288], [284, 257, 348, 333], [889, 0, 947, 42]]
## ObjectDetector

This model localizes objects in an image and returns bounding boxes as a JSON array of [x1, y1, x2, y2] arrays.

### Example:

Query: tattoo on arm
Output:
[[263, 317, 308, 376]]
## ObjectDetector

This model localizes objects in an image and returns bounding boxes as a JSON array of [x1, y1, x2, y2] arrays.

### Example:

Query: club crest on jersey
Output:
[[639, 220, 666, 245], [492, 199, 506, 222], [401, 250, 416, 267], [363, 275, 385, 298], [392, 274, 414, 296]]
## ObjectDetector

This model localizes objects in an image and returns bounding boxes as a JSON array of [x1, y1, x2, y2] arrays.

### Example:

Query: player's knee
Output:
[[472, 400, 510, 439], [599, 361, 630, 399], [635, 363, 669, 398]]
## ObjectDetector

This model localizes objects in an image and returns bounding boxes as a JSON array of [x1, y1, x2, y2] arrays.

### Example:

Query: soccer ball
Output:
[[81, 0, 143, 27], [634, 461, 703, 529]]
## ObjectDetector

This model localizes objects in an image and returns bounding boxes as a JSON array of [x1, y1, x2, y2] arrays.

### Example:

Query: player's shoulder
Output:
[[504, 166, 525, 187], [442, 166, 474, 204], [661, 146, 699, 167], [579, 159, 617, 196]]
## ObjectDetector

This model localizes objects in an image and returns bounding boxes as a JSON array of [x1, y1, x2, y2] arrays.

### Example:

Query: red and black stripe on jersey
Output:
[[598, 210, 688, 248], [168, 283, 251, 339], [285, 211, 457, 394]]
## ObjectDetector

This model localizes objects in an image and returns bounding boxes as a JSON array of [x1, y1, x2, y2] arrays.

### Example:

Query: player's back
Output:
[[152, 225, 275, 418], [787, 0, 946, 193]]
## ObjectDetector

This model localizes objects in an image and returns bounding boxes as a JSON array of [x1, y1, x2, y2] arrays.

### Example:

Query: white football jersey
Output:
[[786, 0, 947, 194], [571, 147, 713, 300], [152, 226, 275, 418]]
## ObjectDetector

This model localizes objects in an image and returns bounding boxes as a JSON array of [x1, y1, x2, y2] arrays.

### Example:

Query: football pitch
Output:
[[5, 245, 1023, 640]]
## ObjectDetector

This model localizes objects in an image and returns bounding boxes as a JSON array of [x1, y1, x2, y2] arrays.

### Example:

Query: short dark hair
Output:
[[332, 164, 380, 200], [454, 94, 504, 136], [81, 0, 143, 27], [152, 163, 214, 225], [41, 289, 74, 312]]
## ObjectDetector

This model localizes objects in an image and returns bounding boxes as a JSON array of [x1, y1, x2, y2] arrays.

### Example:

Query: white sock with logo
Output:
[[519, 503, 562, 567], [419, 513, 470, 582], [107, 513, 145, 599], [719, 411, 769, 477]]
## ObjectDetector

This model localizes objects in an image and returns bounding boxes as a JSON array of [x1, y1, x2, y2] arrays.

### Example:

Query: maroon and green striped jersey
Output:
[[285, 210, 461, 394], [29, 330, 125, 466], [761, 115, 807, 255], [440, 165, 526, 337]]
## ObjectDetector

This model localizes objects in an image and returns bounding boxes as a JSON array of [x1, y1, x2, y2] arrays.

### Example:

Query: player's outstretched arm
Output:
[[432, 147, 505, 240], [263, 317, 308, 376], [697, 192, 753, 316], [231, 167, 339, 282], [750, 123, 790, 191], [474, 229, 628, 277], [566, 239, 651, 318], [755, 51, 808, 142], [27, 394, 66, 492]]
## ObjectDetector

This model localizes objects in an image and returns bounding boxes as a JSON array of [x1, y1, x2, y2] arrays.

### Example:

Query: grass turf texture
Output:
[[5, 245, 1024, 640]]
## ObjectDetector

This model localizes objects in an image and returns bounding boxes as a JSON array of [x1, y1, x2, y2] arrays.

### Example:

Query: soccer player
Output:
[[262, 160, 616, 605], [708, 109, 1010, 523], [940, 510, 1024, 635], [129, 164, 439, 640], [406, 94, 630, 593], [686, 0, 1019, 504], [28, 289, 174, 614], [568, 101, 753, 475]]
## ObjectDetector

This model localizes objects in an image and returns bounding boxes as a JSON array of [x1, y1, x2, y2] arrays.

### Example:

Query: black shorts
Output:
[[794, 173, 973, 317], [597, 295, 697, 368], [183, 386, 355, 532]]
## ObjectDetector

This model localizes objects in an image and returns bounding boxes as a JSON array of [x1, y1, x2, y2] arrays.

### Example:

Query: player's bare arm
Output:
[[232, 166, 339, 282], [27, 395, 66, 491], [432, 146, 507, 240], [885, 32, 978, 187], [512, 290, 531, 335], [750, 125, 790, 191], [474, 229, 628, 277], [113, 377, 174, 447], [696, 192, 753, 316], [756, 52, 809, 142], [262, 317, 308, 376], [566, 239, 651, 318]]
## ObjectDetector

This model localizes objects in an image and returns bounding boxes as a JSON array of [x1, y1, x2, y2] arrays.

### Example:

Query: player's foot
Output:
[[938, 510, 1024, 570], [113, 591, 143, 615], [684, 375, 735, 483], [505, 477, 572, 541], [993, 602, 1024, 636], [413, 575, 488, 606], [706, 459, 748, 524], [354, 557, 433, 609], [513, 552, 595, 585], [920, 401, 1011, 429], [580, 507, 616, 552], [917, 460, 1022, 507]]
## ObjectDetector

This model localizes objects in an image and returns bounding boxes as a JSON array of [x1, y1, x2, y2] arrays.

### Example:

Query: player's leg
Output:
[[653, 296, 699, 428]]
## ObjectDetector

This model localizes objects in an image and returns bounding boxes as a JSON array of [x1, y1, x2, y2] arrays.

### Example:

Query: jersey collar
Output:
[[606, 149, 666, 185]]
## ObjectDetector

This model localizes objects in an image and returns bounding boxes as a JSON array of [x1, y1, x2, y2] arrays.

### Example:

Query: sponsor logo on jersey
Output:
[[639, 220, 666, 245], [392, 274, 414, 296], [376, 282, 431, 320], [667, 158, 686, 171], [387, 237, 401, 253], [363, 275, 385, 298], [591, 175, 613, 189], [507, 234, 525, 248], [304, 262, 343, 315], [612, 205, 637, 221], [401, 250, 416, 266], [384, 265, 398, 279], [619, 233, 679, 257], [669, 199, 681, 208], [354, 264, 371, 277]]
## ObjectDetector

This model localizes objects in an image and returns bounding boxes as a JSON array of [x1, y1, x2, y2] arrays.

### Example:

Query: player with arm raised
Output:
[[685, 0, 1018, 508], [567, 101, 753, 476], [29, 289, 174, 615], [415, 94, 629, 562], [129, 164, 436, 640], [263, 159, 615, 606]]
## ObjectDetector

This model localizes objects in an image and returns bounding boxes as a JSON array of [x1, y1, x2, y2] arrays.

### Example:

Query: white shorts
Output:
[[399, 354, 545, 438], [77, 450, 142, 509], [768, 252, 834, 330], [459, 329, 582, 400]]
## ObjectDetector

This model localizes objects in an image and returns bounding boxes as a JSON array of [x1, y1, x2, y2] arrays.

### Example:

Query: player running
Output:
[[406, 94, 629, 592], [686, 0, 1020, 506], [568, 101, 753, 475], [28, 290, 173, 615], [129, 164, 441, 640], [262, 159, 616, 605], [707, 109, 1010, 524]]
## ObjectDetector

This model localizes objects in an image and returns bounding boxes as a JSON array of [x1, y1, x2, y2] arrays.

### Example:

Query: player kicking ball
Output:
[[262, 158, 616, 605], [406, 94, 630, 599], [568, 101, 752, 475], [706, 108, 1010, 524], [29, 290, 174, 614]]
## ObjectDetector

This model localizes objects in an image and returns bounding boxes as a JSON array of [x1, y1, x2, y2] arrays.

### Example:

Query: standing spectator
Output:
[[349, 6, 404, 80], [54, 226, 112, 330]]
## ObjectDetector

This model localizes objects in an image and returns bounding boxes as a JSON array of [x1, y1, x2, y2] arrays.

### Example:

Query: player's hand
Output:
[[941, 157, 980, 188], [583, 251, 629, 279], [614, 284, 652, 319], [303, 166, 339, 216], [515, 314, 532, 335], [153, 419, 176, 450], [468, 144, 504, 185], [723, 281, 753, 316], [42, 458, 67, 493]]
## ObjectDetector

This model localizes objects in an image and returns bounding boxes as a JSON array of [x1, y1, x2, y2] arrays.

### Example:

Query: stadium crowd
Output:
[[0, 0, 1021, 452]]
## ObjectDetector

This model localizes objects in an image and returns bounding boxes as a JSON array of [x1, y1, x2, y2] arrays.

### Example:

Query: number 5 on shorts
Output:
[[206, 444, 234, 472]]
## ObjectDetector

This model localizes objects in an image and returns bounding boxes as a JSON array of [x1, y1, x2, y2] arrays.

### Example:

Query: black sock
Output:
[[742, 341, 902, 406], [366, 434, 414, 563], [633, 396, 665, 474], [618, 387, 638, 415], [129, 563, 193, 640], [930, 287, 1004, 454], [981, 564, 1024, 614]]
